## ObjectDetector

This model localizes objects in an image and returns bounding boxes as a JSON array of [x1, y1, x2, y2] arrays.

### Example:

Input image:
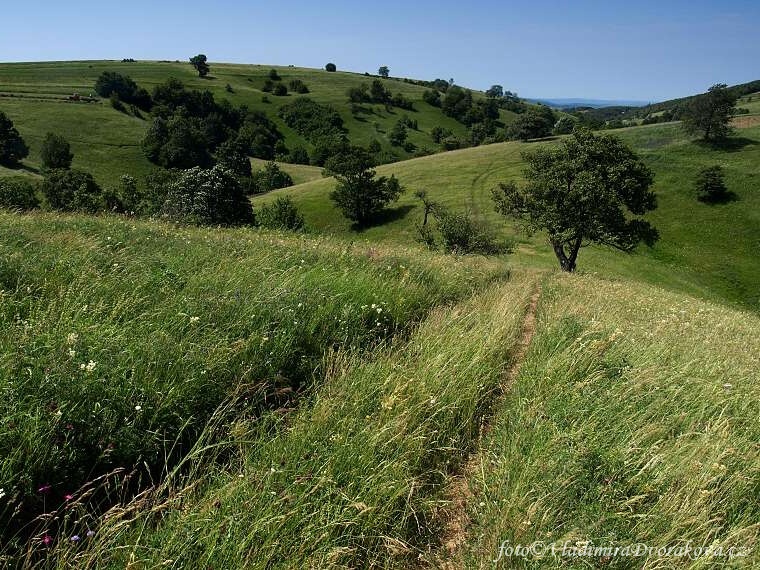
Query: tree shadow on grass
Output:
[[698, 191, 740, 205], [696, 137, 756, 153], [351, 204, 416, 232]]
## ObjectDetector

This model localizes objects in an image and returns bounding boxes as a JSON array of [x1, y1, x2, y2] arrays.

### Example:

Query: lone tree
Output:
[[694, 165, 729, 203], [40, 132, 73, 170], [325, 62, 337, 72], [682, 83, 737, 142], [0, 111, 29, 166], [378, 66, 390, 79], [485, 84, 504, 99], [492, 128, 658, 272], [326, 147, 403, 226], [189, 54, 210, 77]]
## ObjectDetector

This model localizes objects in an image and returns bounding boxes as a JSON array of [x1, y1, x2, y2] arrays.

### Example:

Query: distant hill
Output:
[[526, 97, 650, 109]]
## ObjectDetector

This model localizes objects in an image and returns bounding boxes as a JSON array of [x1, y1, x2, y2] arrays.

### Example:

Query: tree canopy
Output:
[[682, 83, 737, 141], [492, 128, 658, 272], [189, 54, 210, 77], [0, 111, 29, 166]]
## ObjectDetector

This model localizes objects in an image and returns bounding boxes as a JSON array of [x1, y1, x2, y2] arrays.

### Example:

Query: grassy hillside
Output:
[[258, 123, 760, 311], [459, 274, 760, 568], [0, 211, 507, 557], [0, 60, 517, 185]]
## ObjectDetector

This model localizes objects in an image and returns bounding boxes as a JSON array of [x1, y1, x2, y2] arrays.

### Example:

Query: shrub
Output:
[[278, 98, 344, 142], [94, 71, 152, 110], [287, 146, 310, 165], [325, 63, 337, 72], [288, 79, 309, 94], [250, 161, 294, 194], [423, 89, 441, 107], [161, 165, 254, 225], [554, 116, 576, 135], [262, 80, 274, 93], [507, 109, 554, 141], [142, 115, 213, 169], [430, 207, 506, 255], [389, 121, 407, 147], [189, 54, 210, 77], [257, 195, 305, 230], [41, 169, 104, 212], [0, 177, 39, 210], [216, 139, 252, 177], [268, 69, 281, 81], [326, 147, 404, 225], [695, 165, 729, 203], [430, 126, 452, 144], [0, 111, 29, 166], [273, 83, 288, 96], [40, 132, 73, 170]]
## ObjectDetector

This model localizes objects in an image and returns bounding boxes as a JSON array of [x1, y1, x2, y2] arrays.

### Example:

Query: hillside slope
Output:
[[0, 60, 518, 184], [258, 122, 760, 311]]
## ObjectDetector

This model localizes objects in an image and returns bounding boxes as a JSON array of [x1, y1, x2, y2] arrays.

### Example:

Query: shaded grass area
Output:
[[45, 272, 538, 568], [460, 274, 760, 568], [0, 211, 508, 555]]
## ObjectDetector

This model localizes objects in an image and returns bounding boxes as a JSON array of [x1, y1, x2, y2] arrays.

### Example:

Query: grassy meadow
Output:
[[1, 61, 759, 568], [259, 122, 760, 311], [0, 60, 515, 186]]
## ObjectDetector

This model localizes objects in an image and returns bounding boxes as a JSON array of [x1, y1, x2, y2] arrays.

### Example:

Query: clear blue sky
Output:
[[2, 0, 758, 101]]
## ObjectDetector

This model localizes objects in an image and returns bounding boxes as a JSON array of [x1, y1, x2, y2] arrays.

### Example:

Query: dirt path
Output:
[[426, 284, 542, 569]]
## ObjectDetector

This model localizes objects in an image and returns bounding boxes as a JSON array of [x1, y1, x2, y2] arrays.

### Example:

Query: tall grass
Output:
[[0, 211, 508, 557], [45, 272, 538, 568], [461, 274, 760, 568]]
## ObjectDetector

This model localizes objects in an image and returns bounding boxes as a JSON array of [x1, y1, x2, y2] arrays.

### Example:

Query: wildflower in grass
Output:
[[86, 530, 95, 538], [38, 483, 52, 495], [68, 348, 76, 358], [81, 360, 97, 373], [134, 405, 142, 411], [0, 488, 5, 499], [70, 535, 80, 543], [64, 494, 73, 501], [66, 332, 79, 345], [42, 534, 52, 546], [189, 316, 200, 324]]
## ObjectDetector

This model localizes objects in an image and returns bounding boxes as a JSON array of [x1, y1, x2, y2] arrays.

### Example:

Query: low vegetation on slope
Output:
[[0, 211, 507, 558], [460, 274, 760, 567], [260, 123, 760, 310]]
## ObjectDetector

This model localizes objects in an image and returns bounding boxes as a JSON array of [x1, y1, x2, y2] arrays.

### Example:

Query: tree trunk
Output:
[[551, 237, 582, 272]]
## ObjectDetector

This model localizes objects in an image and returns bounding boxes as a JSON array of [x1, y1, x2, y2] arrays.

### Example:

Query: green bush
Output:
[[273, 84, 288, 96], [0, 177, 39, 210], [216, 139, 252, 177], [250, 161, 294, 194], [426, 206, 508, 255], [287, 146, 310, 165], [257, 196, 305, 231], [0, 111, 29, 166], [40, 132, 73, 170], [325, 62, 337, 72], [160, 165, 254, 225], [695, 165, 730, 203], [288, 79, 309, 94], [41, 169, 104, 212]]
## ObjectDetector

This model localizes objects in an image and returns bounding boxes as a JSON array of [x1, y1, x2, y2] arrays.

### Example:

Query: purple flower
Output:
[[42, 534, 52, 546], [86, 529, 95, 537], [71, 534, 81, 543], [37, 484, 52, 495], [64, 494, 74, 501]]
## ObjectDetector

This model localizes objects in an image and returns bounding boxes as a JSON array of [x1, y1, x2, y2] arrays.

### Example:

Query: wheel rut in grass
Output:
[[427, 283, 542, 569]]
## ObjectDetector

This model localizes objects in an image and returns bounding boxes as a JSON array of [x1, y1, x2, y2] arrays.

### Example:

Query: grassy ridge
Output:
[[0, 60, 510, 185], [48, 272, 538, 568], [461, 274, 760, 567], [0, 211, 507, 552], [260, 123, 760, 310]]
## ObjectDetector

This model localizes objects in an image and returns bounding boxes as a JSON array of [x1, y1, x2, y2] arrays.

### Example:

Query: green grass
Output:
[[460, 274, 760, 568], [0, 211, 508, 557], [44, 271, 539, 569], [259, 123, 760, 311], [249, 158, 323, 185], [0, 60, 520, 186]]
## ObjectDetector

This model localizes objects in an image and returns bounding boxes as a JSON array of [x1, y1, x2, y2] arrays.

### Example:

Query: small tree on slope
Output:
[[492, 128, 658, 272]]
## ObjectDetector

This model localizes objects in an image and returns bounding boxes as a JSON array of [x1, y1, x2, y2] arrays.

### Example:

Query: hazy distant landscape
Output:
[[1, 2, 759, 568]]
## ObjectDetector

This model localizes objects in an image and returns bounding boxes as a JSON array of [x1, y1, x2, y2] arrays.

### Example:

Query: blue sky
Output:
[[2, 0, 758, 101]]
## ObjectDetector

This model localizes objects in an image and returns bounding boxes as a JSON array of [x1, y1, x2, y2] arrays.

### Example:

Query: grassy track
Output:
[[459, 274, 760, 568]]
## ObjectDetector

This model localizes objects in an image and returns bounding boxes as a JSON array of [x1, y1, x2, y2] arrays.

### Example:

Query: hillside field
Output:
[[258, 122, 760, 311], [0, 60, 517, 186]]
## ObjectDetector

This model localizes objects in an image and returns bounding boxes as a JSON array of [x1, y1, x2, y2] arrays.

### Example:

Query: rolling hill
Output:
[[257, 121, 760, 311], [2, 61, 760, 568], [0, 60, 523, 185]]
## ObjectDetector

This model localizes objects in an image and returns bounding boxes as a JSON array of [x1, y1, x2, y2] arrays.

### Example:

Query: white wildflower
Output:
[[68, 349, 77, 358], [189, 316, 200, 324], [0, 488, 5, 499], [67, 332, 79, 345], [85, 360, 97, 373]]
